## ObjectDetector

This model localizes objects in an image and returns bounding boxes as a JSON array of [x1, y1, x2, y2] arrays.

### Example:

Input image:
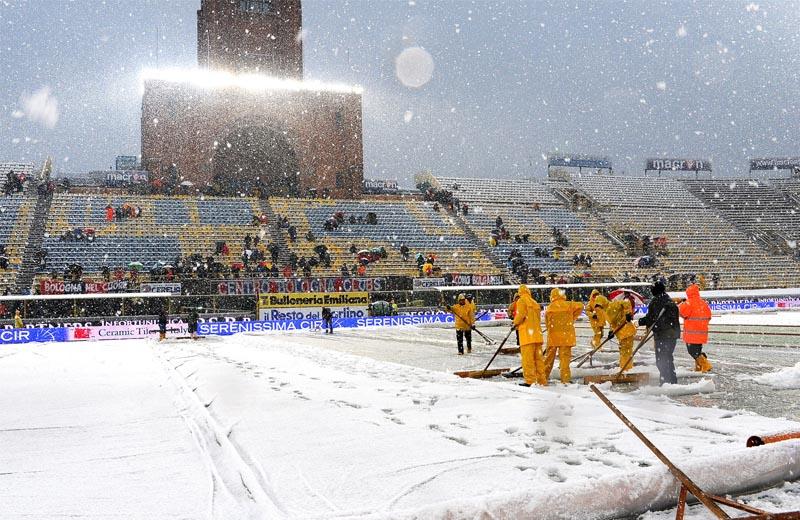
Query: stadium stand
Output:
[[268, 198, 501, 278], [570, 174, 705, 208], [39, 193, 271, 275], [571, 175, 800, 288], [0, 194, 36, 290], [436, 176, 561, 205], [433, 176, 654, 280], [684, 179, 800, 244]]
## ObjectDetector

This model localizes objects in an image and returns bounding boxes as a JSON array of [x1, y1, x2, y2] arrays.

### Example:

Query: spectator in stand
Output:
[[340, 264, 350, 277], [105, 204, 114, 222], [14, 308, 23, 328], [306, 230, 316, 242], [357, 263, 367, 276], [303, 263, 312, 278], [495, 216, 503, 228], [221, 243, 230, 256], [244, 234, 252, 250], [433, 202, 440, 212], [268, 243, 280, 263], [282, 264, 293, 278], [288, 225, 297, 242], [400, 243, 410, 262], [349, 244, 357, 255]]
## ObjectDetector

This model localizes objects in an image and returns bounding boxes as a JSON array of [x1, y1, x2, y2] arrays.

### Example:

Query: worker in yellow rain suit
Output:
[[447, 293, 475, 355], [596, 295, 637, 372], [511, 285, 545, 386], [585, 289, 606, 349], [544, 288, 584, 384]]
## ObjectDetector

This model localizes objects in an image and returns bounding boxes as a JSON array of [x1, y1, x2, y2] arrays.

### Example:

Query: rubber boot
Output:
[[699, 354, 712, 373]]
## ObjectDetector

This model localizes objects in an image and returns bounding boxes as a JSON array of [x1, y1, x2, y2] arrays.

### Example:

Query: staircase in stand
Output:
[[15, 189, 53, 294], [261, 199, 290, 267], [449, 210, 513, 281]]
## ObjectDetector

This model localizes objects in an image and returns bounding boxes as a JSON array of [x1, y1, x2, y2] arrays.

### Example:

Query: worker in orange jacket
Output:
[[447, 293, 474, 355], [544, 288, 584, 384], [596, 295, 637, 372], [678, 284, 712, 372], [512, 285, 545, 386]]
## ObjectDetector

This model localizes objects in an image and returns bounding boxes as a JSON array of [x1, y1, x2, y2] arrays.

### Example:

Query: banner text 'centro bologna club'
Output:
[[257, 292, 370, 321]]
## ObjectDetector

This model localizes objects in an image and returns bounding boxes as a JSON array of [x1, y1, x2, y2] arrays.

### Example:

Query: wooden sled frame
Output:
[[590, 385, 800, 520]]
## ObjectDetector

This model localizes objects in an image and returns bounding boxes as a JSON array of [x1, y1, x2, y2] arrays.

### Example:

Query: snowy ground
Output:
[[1, 314, 799, 519]]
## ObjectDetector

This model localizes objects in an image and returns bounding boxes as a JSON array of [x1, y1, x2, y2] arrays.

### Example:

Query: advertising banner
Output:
[[39, 279, 129, 295], [218, 277, 385, 295], [413, 277, 445, 290], [446, 273, 505, 286], [646, 158, 712, 172], [0, 328, 68, 344], [104, 170, 148, 187], [257, 292, 369, 321], [749, 158, 800, 171], [200, 311, 495, 336], [363, 179, 399, 194], [68, 321, 189, 341], [140, 282, 182, 294], [548, 154, 612, 170]]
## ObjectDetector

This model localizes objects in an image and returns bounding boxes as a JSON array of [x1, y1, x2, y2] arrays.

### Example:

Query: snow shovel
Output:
[[582, 309, 663, 385], [471, 325, 496, 346], [572, 321, 629, 368], [454, 327, 515, 379]]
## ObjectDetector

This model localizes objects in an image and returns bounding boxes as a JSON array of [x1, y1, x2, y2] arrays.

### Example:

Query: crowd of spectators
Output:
[[4, 170, 25, 196], [105, 203, 141, 222]]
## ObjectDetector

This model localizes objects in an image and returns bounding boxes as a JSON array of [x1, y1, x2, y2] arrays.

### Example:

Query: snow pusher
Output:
[[453, 327, 515, 379], [581, 309, 663, 385], [591, 385, 800, 520], [571, 320, 629, 368]]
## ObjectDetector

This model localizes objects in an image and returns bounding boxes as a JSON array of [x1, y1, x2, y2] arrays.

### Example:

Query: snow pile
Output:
[[753, 362, 800, 390], [638, 378, 716, 396]]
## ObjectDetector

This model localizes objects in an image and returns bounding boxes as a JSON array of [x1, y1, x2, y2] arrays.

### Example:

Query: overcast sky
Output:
[[1, 0, 799, 184]]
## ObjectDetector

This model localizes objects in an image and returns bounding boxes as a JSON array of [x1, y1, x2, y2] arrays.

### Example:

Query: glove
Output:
[[607, 331, 614, 340], [510, 323, 517, 331], [626, 313, 633, 322]]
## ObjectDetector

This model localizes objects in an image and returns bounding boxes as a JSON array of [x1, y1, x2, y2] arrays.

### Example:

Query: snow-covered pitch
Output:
[[1, 316, 799, 519]]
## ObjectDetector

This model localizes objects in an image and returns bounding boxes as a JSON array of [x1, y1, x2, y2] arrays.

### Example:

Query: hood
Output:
[[550, 288, 565, 303], [594, 295, 609, 309], [686, 284, 701, 301], [517, 284, 532, 299]]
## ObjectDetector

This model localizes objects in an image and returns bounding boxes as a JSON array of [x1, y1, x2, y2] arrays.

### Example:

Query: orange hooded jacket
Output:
[[678, 284, 711, 344]]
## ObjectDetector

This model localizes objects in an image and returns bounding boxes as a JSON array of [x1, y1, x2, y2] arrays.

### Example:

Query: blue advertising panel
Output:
[[197, 312, 492, 337]]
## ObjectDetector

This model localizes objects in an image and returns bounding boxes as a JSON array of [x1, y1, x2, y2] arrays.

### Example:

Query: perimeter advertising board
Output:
[[257, 292, 370, 321]]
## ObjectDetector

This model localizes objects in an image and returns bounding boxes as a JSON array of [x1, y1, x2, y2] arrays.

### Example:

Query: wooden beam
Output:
[[590, 385, 731, 519], [675, 485, 687, 520]]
